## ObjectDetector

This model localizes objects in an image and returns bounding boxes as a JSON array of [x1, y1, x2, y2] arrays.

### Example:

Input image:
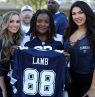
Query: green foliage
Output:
[[6, 0, 48, 11]]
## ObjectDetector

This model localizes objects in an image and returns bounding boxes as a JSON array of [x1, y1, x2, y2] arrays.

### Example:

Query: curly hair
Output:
[[29, 9, 56, 40]]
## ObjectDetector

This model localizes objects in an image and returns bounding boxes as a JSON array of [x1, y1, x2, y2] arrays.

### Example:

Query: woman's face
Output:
[[36, 13, 50, 35], [7, 14, 20, 35], [72, 7, 86, 27]]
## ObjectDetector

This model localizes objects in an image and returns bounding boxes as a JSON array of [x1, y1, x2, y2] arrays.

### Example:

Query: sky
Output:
[[0, 0, 6, 2]]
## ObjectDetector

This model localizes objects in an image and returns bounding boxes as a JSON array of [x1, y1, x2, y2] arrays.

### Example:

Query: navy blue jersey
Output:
[[53, 12, 68, 42], [25, 37, 63, 50], [64, 36, 95, 74], [11, 48, 66, 97], [54, 12, 68, 35]]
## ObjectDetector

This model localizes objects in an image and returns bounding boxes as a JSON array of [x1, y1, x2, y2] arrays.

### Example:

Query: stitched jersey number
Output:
[[23, 68, 55, 96]]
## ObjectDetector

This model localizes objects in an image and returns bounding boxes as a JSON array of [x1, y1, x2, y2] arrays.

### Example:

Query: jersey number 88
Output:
[[23, 68, 56, 96]]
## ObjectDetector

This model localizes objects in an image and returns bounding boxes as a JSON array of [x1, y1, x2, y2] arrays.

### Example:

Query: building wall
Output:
[[0, 3, 20, 16]]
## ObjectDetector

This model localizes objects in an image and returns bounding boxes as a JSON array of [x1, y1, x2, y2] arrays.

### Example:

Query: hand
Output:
[[10, 45, 19, 55], [2, 90, 7, 97], [63, 51, 70, 60], [82, 88, 95, 97]]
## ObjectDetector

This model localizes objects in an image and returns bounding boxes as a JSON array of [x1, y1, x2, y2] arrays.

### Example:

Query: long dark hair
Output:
[[64, 1, 95, 48], [29, 9, 55, 40]]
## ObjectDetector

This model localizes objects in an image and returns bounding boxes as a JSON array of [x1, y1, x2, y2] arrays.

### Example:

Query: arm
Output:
[[0, 76, 7, 97], [83, 48, 95, 97], [10, 45, 19, 55], [83, 70, 95, 97], [0, 40, 7, 97]]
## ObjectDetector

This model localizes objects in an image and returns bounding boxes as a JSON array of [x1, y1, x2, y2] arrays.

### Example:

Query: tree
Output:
[[6, 0, 47, 10]]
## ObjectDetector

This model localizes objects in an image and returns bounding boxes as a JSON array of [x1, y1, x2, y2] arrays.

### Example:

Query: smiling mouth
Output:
[[75, 19, 82, 23], [12, 28, 18, 30], [39, 29, 47, 31], [39, 27, 47, 29]]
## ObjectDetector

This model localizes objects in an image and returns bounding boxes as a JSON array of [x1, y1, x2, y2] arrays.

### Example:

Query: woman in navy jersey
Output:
[[0, 11, 23, 97], [24, 9, 64, 97], [64, 1, 95, 97], [25, 9, 63, 50]]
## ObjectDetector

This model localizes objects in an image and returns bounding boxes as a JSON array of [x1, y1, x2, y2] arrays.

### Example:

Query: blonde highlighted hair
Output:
[[0, 11, 24, 63]]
